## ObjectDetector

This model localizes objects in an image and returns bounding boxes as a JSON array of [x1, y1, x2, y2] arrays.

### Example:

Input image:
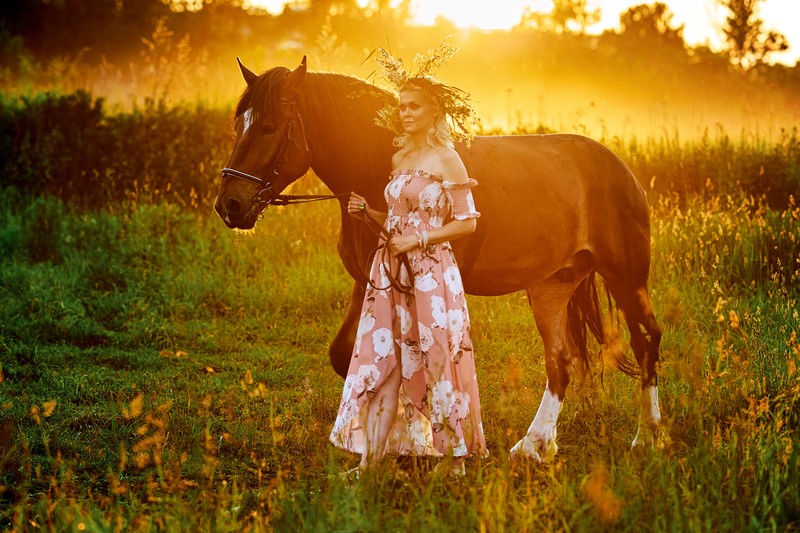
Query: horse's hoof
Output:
[[631, 423, 669, 450], [510, 435, 558, 463]]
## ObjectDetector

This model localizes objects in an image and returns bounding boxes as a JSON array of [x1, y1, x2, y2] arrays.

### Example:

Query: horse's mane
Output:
[[235, 66, 290, 121], [236, 67, 394, 136], [303, 72, 392, 125]]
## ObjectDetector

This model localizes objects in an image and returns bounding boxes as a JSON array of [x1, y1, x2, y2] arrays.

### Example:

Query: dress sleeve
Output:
[[443, 178, 480, 220]]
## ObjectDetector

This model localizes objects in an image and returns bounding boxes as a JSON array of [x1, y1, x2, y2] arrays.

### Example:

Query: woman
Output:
[[329, 46, 486, 476]]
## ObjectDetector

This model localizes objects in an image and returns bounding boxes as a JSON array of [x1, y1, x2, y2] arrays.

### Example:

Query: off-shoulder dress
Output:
[[329, 168, 487, 457]]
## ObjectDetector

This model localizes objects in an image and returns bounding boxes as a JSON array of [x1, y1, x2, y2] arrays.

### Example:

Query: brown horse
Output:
[[214, 57, 666, 461]]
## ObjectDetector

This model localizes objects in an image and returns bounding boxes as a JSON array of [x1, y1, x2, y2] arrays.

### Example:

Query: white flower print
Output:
[[447, 309, 465, 353], [409, 419, 434, 452], [443, 266, 463, 296], [431, 295, 447, 328], [341, 373, 356, 401], [355, 313, 375, 352], [406, 211, 421, 228], [400, 342, 423, 379], [387, 176, 407, 199], [452, 438, 468, 456], [431, 379, 454, 424], [451, 390, 471, 420], [353, 364, 381, 395], [375, 262, 391, 298], [396, 305, 412, 335], [330, 399, 359, 442], [418, 322, 434, 352], [429, 215, 444, 228], [418, 182, 441, 210], [415, 272, 438, 292], [371, 328, 395, 360], [465, 192, 477, 214]]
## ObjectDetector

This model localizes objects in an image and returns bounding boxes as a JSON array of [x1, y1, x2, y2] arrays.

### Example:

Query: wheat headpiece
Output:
[[374, 39, 478, 145]]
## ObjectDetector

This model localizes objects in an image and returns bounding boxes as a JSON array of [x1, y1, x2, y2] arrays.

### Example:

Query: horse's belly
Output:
[[454, 231, 582, 296]]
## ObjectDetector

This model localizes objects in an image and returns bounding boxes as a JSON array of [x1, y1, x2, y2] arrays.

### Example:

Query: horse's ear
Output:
[[237, 57, 258, 86], [283, 56, 307, 96]]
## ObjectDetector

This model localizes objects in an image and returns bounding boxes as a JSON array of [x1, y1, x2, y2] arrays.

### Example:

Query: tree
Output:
[[620, 2, 683, 46], [551, 0, 600, 34], [518, 0, 599, 34], [718, 0, 788, 70]]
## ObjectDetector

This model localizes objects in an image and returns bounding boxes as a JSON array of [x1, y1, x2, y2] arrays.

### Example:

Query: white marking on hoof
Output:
[[510, 383, 562, 463], [632, 385, 665, 449]]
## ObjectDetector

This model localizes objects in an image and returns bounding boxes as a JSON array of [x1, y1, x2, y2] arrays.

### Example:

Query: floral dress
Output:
[[329, 169, 486, 457]]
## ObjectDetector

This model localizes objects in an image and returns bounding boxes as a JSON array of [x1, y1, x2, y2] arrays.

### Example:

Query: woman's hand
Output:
[[388, 234, 418, 257], [347, 193, 368, 216]]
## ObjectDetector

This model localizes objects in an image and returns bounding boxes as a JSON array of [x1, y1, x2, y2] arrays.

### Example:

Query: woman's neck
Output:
[[407, 132, 430, 150]]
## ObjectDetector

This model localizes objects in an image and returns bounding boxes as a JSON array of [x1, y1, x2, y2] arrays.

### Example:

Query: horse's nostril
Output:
[[226, 198, 242, 215]]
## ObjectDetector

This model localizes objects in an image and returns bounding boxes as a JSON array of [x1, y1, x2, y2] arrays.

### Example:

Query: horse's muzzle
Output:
[[214, 195, 258, 230]]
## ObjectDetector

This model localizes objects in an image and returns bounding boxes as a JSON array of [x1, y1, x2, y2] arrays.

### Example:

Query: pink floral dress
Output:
[[329, 169, 486, 457]]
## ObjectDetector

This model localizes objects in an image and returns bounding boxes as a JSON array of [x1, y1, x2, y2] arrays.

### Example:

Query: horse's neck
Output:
[[299, 74, 395, 197]]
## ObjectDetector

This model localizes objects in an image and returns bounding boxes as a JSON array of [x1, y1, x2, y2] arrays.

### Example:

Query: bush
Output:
[[0, 90, 798, 210], [0, 91, 231, 208]]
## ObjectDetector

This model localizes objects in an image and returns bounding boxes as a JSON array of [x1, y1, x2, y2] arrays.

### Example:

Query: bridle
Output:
[[221, 97, 346, 212], [219, 97, 414, 295]]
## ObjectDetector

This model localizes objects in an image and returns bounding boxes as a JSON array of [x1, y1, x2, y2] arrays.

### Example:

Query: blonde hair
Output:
[[393, 79, 454, 157]]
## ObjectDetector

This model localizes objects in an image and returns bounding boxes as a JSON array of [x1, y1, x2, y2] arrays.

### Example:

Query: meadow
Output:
[[0, 94, 799, 531]]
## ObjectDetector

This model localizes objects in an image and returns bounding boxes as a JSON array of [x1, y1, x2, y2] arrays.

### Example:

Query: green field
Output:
[[3, 0, 800, 527], [1, 163, 799, 530]]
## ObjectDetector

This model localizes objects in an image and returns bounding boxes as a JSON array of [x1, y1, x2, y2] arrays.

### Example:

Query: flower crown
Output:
[[374, 40, 479, 145]]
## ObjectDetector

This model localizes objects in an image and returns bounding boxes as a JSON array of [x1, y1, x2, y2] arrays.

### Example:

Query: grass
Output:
[[0, 173, 799, 531]]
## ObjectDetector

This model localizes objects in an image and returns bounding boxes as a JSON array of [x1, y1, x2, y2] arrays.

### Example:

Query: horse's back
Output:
[[453, 134, 650, 294]]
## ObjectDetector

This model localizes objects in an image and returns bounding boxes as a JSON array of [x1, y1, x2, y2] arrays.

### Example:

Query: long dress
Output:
[[329, 168, 486, 457]]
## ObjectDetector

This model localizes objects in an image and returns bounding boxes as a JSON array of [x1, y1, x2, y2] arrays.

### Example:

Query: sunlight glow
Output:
[[244, 0, 799, 65], [242, 0, 287, 14], [412, 0, 549, 30]]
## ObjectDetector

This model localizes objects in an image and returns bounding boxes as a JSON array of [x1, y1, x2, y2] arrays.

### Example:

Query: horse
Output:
[[214, 56, 666, 461]]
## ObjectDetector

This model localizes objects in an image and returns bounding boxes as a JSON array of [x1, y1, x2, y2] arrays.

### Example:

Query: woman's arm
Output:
[[387, 218, 475, 257]]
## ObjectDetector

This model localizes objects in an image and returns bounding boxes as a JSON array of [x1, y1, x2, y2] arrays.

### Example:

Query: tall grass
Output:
[[1, 166, 798, 530]]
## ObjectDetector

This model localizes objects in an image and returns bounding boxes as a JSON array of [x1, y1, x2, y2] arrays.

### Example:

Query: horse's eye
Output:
[[261, 121, 278, 134]]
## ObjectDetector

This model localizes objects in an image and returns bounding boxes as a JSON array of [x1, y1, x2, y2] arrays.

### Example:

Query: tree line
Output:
[[0, 0, 794, 73]]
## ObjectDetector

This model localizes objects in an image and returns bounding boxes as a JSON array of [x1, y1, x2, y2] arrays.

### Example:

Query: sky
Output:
[[246, 0, 800, 66]]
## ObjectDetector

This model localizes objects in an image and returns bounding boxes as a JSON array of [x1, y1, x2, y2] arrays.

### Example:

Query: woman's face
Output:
[[398, 87, 437, 136]]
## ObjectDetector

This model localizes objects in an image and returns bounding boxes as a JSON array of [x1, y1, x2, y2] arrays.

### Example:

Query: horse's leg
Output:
[[603, 275, 664, 448], [510, 271, 587, 462], [328, 280, 366, 378]]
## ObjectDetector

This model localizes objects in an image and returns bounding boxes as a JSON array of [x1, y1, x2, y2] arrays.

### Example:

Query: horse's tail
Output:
[[568, 271, 640, 378]]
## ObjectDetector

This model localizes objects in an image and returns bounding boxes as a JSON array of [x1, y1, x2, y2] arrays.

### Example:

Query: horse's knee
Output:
[[543, 344, 577, 398], [328, 336, 352, 378], [633, 315, 661, 386], [329, 281, 365, 378]]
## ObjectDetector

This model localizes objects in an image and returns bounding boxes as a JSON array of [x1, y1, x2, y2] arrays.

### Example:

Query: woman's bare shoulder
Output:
[[437, 147, 468, 183], [391, 150, 403, 169]]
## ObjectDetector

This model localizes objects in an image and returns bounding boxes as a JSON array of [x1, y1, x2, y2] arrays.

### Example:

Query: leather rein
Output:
[[220, 97, 414, 295]]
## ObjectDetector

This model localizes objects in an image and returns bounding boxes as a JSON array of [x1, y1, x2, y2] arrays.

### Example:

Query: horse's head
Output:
[[214, 57, 313, 229]]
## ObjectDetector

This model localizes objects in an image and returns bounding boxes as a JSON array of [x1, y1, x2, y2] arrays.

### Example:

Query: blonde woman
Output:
[[330, 46, 486, 477]]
